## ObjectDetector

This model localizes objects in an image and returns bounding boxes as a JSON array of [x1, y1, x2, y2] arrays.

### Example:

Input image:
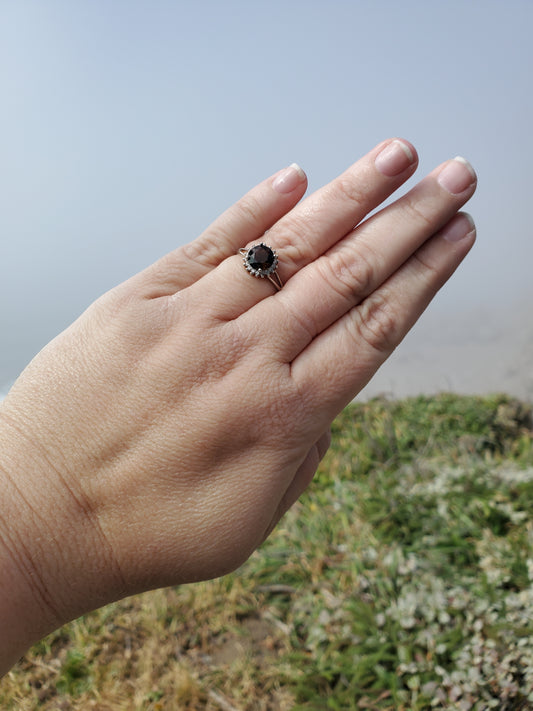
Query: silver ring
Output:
[[239, 243, 283, 291]]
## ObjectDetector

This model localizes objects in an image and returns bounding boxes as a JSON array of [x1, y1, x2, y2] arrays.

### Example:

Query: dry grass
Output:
[[2, 394, 533, 710]]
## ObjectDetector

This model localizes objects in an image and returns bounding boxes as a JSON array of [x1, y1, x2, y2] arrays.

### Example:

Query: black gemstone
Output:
[[248, 244, 275, 272]]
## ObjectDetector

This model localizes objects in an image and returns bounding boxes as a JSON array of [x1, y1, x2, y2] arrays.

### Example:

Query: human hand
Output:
[[0, 139, 476, 665]]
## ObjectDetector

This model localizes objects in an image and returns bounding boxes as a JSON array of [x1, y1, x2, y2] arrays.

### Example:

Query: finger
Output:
[[267, 138, 419, 277], [259, 157, 477, 361], [285, 428, 332, 506], [190, 138, 419, 318], [290, 213, 476, 424], [261, 429, 332, 543], [132, 164, 308, 297]]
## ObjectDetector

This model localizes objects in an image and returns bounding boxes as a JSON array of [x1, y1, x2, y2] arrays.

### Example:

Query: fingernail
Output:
[[441, 213, 476, 243], [374, 139, 416, 177], [437, 156, 477, 195], [272, 163, 307, 194]]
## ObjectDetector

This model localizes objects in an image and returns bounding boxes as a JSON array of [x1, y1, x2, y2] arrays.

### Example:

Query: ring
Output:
[[239, 243, 283, 291]]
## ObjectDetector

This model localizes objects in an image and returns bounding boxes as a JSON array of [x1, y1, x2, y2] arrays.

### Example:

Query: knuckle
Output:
[[317, 244, 377, 301], [334, 173, 368, 210], [232, 193, 264, 229], [197, 323, 249, 382], [266, 385, 305, 437], [179, 236, 227, 270], [401, 194, 434, 231], [353, 292, 399, 355], [412, 250, 441, 284], [282, 301, 318, 343], [225, 360, 304, 442], [270, 213, 317, 268], [180, 193, 265, 269]]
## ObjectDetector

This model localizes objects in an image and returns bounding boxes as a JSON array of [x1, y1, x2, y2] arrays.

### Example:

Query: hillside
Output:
[[2, 394, 533, 710]]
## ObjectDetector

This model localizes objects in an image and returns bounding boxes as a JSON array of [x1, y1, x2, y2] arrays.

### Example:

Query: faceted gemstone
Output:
[[248, 244, 275, 272]]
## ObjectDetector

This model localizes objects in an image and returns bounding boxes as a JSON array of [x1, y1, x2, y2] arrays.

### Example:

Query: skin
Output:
[[0, 139, 476, 674]]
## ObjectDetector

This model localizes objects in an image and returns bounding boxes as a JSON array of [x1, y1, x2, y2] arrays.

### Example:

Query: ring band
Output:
[[239, 243, 283, 291]]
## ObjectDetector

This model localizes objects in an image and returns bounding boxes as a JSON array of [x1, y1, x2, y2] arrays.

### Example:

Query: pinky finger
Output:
[[260, 429, 332, 543], [292, 213, 476, 422]]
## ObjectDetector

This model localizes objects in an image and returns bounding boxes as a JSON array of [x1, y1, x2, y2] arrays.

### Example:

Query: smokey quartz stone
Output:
[[245, 243, 277, 275]]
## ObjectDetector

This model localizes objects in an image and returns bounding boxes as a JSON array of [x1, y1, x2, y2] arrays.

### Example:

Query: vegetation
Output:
[[2, 394, 533, 710]]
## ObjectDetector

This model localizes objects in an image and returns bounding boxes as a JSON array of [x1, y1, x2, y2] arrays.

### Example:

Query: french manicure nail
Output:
[[272, 163, 307, 194], [438, 156, 477, 195], [374, 139, 416, 177], [442, 213, 476, 243]]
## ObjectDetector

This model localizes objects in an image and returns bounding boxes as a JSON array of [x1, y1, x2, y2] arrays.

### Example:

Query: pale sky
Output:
[[1, 1, 532, 393]]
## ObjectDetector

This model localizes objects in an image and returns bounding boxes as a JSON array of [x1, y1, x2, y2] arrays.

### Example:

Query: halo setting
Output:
[[242, 243, 278, 277]]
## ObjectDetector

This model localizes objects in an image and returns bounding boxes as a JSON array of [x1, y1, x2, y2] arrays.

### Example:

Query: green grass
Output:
[[2, 394, 533, 710]]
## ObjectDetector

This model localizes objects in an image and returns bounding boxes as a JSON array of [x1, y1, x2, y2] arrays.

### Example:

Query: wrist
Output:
[[0, 400, 125, 675], [0, 418, 62, 673]]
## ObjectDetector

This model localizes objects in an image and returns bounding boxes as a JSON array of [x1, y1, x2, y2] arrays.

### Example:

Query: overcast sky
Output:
[[1, 1, 532, 393]]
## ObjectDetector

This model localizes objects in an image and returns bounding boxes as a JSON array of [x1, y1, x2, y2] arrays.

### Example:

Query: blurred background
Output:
[[1, 0, 532, 400]]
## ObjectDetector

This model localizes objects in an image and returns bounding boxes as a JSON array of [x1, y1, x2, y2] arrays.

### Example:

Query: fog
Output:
[[2, 2, 532, 399]]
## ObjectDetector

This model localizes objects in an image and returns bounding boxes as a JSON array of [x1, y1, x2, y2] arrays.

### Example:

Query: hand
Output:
[[0, 139, 476, 670]]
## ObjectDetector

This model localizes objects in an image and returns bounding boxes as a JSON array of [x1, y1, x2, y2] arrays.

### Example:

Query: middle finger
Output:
[[251, 155, 477, 361]]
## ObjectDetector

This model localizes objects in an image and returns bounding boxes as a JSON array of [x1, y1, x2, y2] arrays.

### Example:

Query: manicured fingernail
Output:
[[437, 156, 477, 195], [441, 213, 476, 243], [374, 139, 416, 177], [272, 163, 306, 194]]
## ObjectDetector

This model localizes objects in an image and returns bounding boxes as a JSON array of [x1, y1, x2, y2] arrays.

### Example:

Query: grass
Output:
[[2, 393, 533, 710]]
